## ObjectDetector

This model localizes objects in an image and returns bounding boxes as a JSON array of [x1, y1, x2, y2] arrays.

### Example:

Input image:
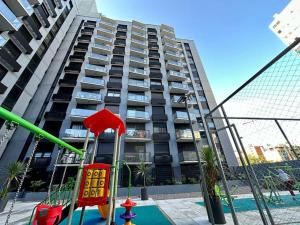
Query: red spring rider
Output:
[[32, 204, 62, 225]]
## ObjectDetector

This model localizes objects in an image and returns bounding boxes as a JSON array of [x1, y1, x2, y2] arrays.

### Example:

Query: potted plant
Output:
[[202, 147, 226, 224], [0, 161, 26, 212], [135, 161, 151, 200]]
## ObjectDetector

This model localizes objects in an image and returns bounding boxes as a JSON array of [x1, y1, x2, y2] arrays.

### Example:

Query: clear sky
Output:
[[95, 0, 289, 103]]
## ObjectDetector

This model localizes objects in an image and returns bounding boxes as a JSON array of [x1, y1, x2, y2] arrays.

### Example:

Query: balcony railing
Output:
[[131, 38, 147, 48], [173, 111, 196, 123], [80, 77, 105, 88], [179, 151, 198, 163], [70, 108, 97, 120], [124, 152, 151, 164], [89, 53, 109, 65], [169, 82, 189, 93], [127, 93, 150, 103], [95, 35, 113, 44], [126, 129, 151, 140], [85, 64, 108, 76], [166, 60, 183, 70], [127, 110, 150, 120], [168, 70, 186, 81], [99, 20, 116, 29], [75, 91, 102, 103], [63, 128, 94, 139], [128, 79, 149, 89], [131, 30, 146, 39], [130, 47, 147, 55], [0, 1, 22, 31], [97, 27, 114, 35], [176, 129, 201, 141]]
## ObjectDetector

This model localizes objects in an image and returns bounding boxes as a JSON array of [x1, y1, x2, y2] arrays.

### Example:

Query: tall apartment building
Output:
[[269, 0, 300, 50], [0, 0, 237, 185]]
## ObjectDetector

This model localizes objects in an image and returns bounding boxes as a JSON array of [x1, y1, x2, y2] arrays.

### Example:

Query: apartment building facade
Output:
[[0, 0, 237, 185]]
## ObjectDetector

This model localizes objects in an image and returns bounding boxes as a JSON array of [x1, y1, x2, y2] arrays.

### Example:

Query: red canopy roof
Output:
[[83, 109, 125, 137]]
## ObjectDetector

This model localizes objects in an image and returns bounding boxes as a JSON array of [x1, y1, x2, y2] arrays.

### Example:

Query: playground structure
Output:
[[0, 107, 136, 225]]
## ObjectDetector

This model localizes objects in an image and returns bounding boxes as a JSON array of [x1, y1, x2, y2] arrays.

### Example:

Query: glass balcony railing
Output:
[[89, 53, 109, 61], [168, 70, 185, 78], [128, 93, 149, 103], [130, 47, 147, 54], [130, 56, 147, 64], [124, 152, 151, 163], [170, 82, 188, 90], [171, 95, 183, 103], [80, 77, 104, 86], [167, 60, 183, 67], [173, 111, 196, 121], [0, 35, 7, 47], [70, 108, 97, 118], [164, 43, 180, 50], [85, 64, 107, 73], [131, 38, 147, 46], [95, 35, 113, 42], [64, 129, 94, 139], [165, 50, 180, 57], [93, 43, 112, 51], [99, 20, 116, 28], [179, 151, 198, 162], [97, 27, 114, 34], [19, 0, 34, 14], [132, 30, 146, 38], [75, 91, 102, 101], [176, 129, 201, 139], [132, 24, 146, 31], [126, 129, 151, 139], [129, 67, 147, 75], [128, 79, 149, 88], [0, 1, 22, 30], [127, 110, 150, 120]]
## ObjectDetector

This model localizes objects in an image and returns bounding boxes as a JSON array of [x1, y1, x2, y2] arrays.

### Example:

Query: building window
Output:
[[0, 64, 8, 81], [4, 40, 21, 60], [152, 106, 165, 114], [19, 25, 33, 43], [153, 123, 167, 133], [151, 92, 163, 99], [76, 104, 96, 110], [31, 13, 42, 29], [2, 85, 23, 110], [150, 80, 161, 85], [154, 143, 170, 154], [107, 90, 120, 97], [105, 105, 119, 113]]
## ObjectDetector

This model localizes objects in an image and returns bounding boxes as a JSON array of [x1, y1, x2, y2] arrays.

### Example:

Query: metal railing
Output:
[[124, 152, 151, 163], [126, 129, 151, 139]]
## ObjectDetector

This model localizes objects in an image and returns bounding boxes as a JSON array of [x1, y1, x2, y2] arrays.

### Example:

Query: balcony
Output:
[[129, 67, 148, 79], [32, 157, 51, 169], [164, 43, 180, 52], [69, 54, 85, 63], [92, 43, 112, 55], [154, 155, 173, 164], [132, 22, 146, 33], [88, 53, 109, 65], [127, 93, 150, 106], [99, 19, 116, 30], [3, 0, 33, 17], [96, 27, 114, 37], [81, 28, 94, 35], [171, 95, 188, 108], [52, 94, 72, 102], [104, 95, 121, 104], [95, 154, 113, 164], [80, 77, 105, 89], [125, 130, 151, 142], [78, 35, 91, 43], [128, 79, 150, 91], [94, 35, 113, 45], [126, 110, 150, 123], [150, 84, 164, 92], [152, 114, 168, 122], [152, 132, 170, 141], [70, 108, 97, 121], [169, 82, 189, 94], [173, 111, 196, 123], [74, 43, 88, 52], [44, 111, 66, 121], [130, 47, 147, 58], [164, 50, 181, 60], [166, 60, 183, 70], [151, 98, 166, 105], [58, 78, 77, 87], [131, 39, 147, 49], [162, 35, 177, 45], [75, 91, 102, 104], [130, 56, 148, 67], [107, 81, 122, 89], [63, 129, 94, 142], [131, 30, 146, 41], [124, 152, 151, 164], [176, 129, 201, 142], [167, 70, 186, 81], [84, 21, 96, 28], [160, 28, 175, 38], [179, 151, 198, 164], [85, 64, 108, 76]]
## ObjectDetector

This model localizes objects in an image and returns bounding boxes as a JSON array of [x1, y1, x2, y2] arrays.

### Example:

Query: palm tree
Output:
[[136, 161, 150, 187], [5, 161, 26, 190]]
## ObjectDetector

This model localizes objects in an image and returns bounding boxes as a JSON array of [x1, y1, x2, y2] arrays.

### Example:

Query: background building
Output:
[[269, 0, 300, 50], [0, 0, 237, 186]]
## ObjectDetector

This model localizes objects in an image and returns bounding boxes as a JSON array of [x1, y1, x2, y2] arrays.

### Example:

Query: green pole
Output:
[[0, 107, 82, 156]]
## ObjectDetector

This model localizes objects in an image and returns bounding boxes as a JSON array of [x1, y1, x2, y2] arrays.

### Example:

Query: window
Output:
[[151, 92, 163, 99], [41, 3, 50, 17], [153, 123, 167, 133], [0, 64, 8, 81], [199, 96, 206, 102], [71, 122, 84, 129], [105, 105, 119, 113], [50, 23, 59, 35], [152, 106, 165, 114], [125, 143, 145, 153], [4, 40, 21, 60], [109, 77, 122, 83], [36, 43, 47, 58], [76, 104, 96, 110], [126, 123, 145, 130], [107, 90, 120, 97], [31, 13, 42, 29], [154, 143, 169, 154], [16, 68, 33, 89], [98, 142, 114, 154], [150, 80, 161, 85], [2, 85, 23, 110]]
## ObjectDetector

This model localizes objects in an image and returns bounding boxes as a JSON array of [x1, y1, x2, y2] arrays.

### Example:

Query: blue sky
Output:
[[96, 0, 288, 102]]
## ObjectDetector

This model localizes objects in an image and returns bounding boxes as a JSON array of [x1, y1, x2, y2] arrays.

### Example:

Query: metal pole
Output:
[[67, 128, 90, 225], [184, 99, 215, 225], [78, 136, 99, 225], [275, 120, 299, 160], [106, 128, 120, 225], [232, 124, 275, 225], [111, 136, 122, 224], [224, 124, 269, 225], [205, 107, 239, 225]]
